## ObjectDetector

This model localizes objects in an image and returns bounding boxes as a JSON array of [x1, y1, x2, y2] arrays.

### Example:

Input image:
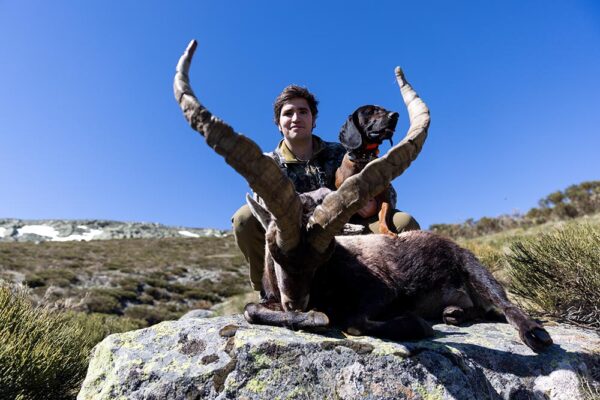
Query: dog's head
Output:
[[339, 105, 399, 162]]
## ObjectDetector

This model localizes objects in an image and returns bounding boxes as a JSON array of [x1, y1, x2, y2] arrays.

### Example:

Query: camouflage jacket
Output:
[[264, 135, 397, 207], [265, 135, 345, 193]]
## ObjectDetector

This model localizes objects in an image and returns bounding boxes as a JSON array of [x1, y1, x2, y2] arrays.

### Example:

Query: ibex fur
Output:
[[174, 40, 553, 352]]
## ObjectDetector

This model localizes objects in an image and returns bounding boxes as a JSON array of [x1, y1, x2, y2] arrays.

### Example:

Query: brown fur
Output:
[[245, 188, 553, 353]]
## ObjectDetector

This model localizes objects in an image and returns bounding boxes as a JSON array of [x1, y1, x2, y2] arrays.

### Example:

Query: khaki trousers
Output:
[[232, 204, 420, 291]]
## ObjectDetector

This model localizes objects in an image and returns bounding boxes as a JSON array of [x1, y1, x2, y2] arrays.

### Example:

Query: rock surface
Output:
[[78, 315, 599, 400], [0, 218, 228, 242]]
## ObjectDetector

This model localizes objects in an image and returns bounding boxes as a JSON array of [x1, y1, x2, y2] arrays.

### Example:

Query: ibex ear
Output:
[[246, 194, 272, 230], [339, 114, 362, 151]]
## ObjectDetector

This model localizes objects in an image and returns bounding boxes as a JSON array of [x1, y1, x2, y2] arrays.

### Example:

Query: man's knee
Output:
[[392, 211, 420, 232], [233, 205, 262, 237], [232, 205, 265, 291], [363, 209, 420, 234]]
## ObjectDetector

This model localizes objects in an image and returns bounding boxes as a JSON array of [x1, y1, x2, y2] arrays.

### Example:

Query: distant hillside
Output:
[[0, 236, 248, 326], [0, 218, 229, 243], [430, 180, 600, 239]]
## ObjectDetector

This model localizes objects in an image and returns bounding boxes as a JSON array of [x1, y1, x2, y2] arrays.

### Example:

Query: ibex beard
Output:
[[174, 39, 553, 352]]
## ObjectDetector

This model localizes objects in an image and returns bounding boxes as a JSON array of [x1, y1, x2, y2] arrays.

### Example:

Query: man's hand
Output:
[[357, 198, 377, 218]]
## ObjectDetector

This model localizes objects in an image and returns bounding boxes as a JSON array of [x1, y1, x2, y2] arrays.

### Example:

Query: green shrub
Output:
[[23, 273, 46, 288], [83, 293, 122, 314], [0, 283, 94, 399], [83, 287, 140, 314], [0, 283, 141, 400], [123, 304, 182, 325], [507, 223, 600, 329], [23, 268, 79, 288]]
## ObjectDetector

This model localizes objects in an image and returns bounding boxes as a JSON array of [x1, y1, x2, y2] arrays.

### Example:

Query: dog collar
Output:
[[348, 147, 379, 163]]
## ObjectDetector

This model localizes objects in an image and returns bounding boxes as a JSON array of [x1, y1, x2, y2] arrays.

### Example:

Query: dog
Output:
[[335, 105, 399, 235]]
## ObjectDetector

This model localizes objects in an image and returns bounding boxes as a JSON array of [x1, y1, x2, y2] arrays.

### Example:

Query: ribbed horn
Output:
[[307, 67, 430, 253], [174, 40, 303, 251]]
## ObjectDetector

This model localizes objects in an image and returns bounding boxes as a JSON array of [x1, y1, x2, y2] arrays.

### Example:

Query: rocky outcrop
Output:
[[0, 218, 229, 242], [78, 315, 599, 400]]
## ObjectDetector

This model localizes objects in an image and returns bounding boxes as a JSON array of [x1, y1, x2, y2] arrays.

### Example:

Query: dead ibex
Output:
[[174, 40, 553, 352]]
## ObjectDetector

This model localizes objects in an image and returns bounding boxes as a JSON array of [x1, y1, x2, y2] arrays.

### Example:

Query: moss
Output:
[[285, 386, 309, 399], [249, 351, 272, 368], [415, 384, 445, 400], [245, 378, 267, 393]]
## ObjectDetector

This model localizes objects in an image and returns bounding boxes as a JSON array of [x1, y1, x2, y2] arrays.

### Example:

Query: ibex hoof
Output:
[[346, 327, 362, 336], [443, 306, 465, 325], [307, 310, 330, 327], [522, 326, 553, 353]]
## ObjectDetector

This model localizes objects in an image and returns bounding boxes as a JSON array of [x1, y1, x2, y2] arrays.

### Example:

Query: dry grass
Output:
[[0, 236, 249, 326]]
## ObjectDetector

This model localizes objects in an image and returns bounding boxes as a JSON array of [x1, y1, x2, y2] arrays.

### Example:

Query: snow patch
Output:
[[178, 230, 200, 238], [17, 225, 104, 242], [18, 225, 58, 238], [54, 228, 104, 242]]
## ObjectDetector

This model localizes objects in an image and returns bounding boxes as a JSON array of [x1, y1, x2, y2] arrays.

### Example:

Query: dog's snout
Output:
[[389, 112, 399, 121]]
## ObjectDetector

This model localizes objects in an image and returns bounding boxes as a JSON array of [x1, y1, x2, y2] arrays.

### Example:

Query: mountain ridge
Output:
[[0, 218, 229, 242]]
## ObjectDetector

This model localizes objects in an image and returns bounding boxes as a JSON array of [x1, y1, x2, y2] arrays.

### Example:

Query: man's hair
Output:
[[273, 85, 319, 128]]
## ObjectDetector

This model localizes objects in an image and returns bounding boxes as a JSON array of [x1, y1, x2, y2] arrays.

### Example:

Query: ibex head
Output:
[[247, 188, 334, 311], [174, 40, 430, 312]]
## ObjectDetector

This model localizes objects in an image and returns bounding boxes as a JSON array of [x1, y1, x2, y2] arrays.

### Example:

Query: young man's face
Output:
[[278, 98, 314, 142]]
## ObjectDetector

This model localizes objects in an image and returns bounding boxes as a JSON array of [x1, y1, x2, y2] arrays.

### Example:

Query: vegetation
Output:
[[507, 223, 600, 329], [0, 236, 250, 399], [0, 283, 140, 399], [0, 181, 598, 397], [0, 236, 249, 326], [431, 181, 600, 239]]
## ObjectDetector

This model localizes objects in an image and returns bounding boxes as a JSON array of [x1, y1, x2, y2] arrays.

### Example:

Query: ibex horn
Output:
[[174, 40, 303, 251], [307, 67, 430, 253]]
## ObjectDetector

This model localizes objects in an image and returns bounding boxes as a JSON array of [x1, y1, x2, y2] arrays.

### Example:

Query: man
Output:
[[232, 85, 419, 295]]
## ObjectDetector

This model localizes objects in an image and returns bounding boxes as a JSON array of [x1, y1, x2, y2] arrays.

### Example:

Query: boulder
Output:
[[78, 315, 599, 400]]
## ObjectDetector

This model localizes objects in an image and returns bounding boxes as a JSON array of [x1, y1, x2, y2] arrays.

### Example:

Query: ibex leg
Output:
[[244, 303, 329, 330]]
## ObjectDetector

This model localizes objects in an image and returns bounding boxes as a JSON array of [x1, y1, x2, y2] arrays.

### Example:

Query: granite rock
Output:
[[78, 315, 600, 400]]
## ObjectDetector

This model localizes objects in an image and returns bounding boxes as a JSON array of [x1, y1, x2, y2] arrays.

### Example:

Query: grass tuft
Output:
[[0, 282, 140, 400], [507, 223, 600, 329]]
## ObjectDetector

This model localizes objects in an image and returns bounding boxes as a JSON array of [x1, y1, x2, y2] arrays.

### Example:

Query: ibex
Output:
[[174, 40, 553, 352]]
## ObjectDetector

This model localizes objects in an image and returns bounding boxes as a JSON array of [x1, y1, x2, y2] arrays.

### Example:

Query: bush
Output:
[[0, 283, 140, 400], [507, 223, 600, 329], [124, 304, 182, 325], [0, 283, 94, 399]]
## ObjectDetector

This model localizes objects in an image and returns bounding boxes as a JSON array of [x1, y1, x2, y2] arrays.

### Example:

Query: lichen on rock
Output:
[[78, 315, 600, 400]]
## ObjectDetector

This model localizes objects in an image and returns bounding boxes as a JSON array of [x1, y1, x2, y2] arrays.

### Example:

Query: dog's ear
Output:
[[339, 115, 362, 151]]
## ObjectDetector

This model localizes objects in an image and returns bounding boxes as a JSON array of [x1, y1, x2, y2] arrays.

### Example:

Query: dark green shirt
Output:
[[266, 135, 345, 193]]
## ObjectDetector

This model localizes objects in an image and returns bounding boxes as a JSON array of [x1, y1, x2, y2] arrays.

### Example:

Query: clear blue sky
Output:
[[1, 1, 599, 230]]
